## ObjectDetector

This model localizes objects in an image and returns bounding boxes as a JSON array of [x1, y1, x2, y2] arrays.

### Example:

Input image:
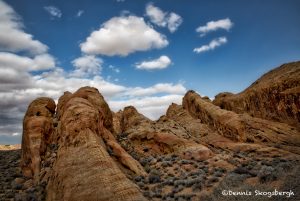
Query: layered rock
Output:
[[115, 106, 213, 161], [21, 97, 55, 183], [46, 87, 146, 201], [19, 87, 147, 201], [213, 61, 300, 128], [183, 90, 300, 154], [18, 61, 300, 201]]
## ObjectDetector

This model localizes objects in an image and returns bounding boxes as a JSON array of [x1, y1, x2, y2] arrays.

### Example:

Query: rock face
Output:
[[20, 87, 146, 201], [21, 97, 55, 183], [213, 61, 300, 128], [17, 62, 300, 201]]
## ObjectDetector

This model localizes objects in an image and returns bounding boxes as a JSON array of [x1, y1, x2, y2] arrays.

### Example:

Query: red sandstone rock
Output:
[[21, 97, 55, 182], [213, 61, 300, 128]]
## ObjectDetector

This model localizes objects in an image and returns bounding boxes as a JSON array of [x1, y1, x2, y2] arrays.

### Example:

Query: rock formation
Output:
[[213, 61, 300, 128], [21, 87, 147, 201], [21, 97, 55, 183], [183, 90, 300, 154], [12, 61, 300, 201]]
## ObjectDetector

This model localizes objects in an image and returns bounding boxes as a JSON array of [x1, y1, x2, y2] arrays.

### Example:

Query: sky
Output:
[[0, 0, 300, 144]]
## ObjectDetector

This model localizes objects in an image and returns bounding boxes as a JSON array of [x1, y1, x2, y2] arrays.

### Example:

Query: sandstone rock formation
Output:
[[15, 61, 300, 201], [213, 61, 300, 128], [21, 97, 55, 183], [21, 87, 146, 201], [183, 90, 300, 153]]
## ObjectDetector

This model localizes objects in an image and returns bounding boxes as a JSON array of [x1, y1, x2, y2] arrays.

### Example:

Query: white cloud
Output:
[[76, 10, 84, 17], [109, 94, 183, 120], [196, 18, 233, 37], [0, 0, 48, 54], [0, 1, 187, 143], [194, 37, 227, 53], [44, 6, 62, 18], [124, 83, 186, 97], [80, 15, 168, 56], [146, 3, 167, 27], [167, 12, 183, 33], [0, 52, 55, 71], [0, 0, 58, 142], [145, 3, 183, 33], [71, 55, 102, 77], [136, 55, 171, 70]]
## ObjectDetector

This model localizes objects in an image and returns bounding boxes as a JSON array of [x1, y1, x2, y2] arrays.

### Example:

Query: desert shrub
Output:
[[150, 169, 161, 175], [137, 181, 144, 188], [134, 175, 143, 182], [172, 185, 184, 193], [261, 160, 272, 166], [233, 166, 250, 175], [258, 166, 277, 183], [180, 159, 190, 165], [157, 156, 163, 162], [130, 151, 140, 161], [277, 160, 293, 170], [214, 171, 223, 177], [208, 176, 219, 183], [164, 155, 172, 161], [149, 175, 160, 184], [139, 158, 148, 166], [163, 177, 175, 185], [144, 164, 151, 173], [174, 179, 186, 186], [203, 167, 209, 173], [148, 169, 161, 184], [192, 182, 203, 191], [161, 161, 172, 167]]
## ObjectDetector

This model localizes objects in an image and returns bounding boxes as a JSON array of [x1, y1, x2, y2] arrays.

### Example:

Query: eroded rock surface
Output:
[[21, 97, 55, 183], [213, 61, 300, 128], [15, 62, 300, 201]]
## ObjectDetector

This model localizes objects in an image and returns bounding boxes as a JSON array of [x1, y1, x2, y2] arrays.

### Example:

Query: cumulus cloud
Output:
[[109, 94, 183, 120], [167, 13, 183, 33], [71, 55, 102, 77], [145, 3, 167, 27], [194, 37, 227, 53], [145, 3, 183, 33], [0, 52, 55, 72], [0, 0, 58, 143], [196, 18, 233, 37], [136, 55, 171, 70], [80, 15, 168, 56], [0, 0, 48, 54], [0, 1, 187, 144], [44, 6, 62, 18]]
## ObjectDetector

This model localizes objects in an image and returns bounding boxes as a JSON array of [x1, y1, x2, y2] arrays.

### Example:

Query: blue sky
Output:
[[0, 0, 300, 144]]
